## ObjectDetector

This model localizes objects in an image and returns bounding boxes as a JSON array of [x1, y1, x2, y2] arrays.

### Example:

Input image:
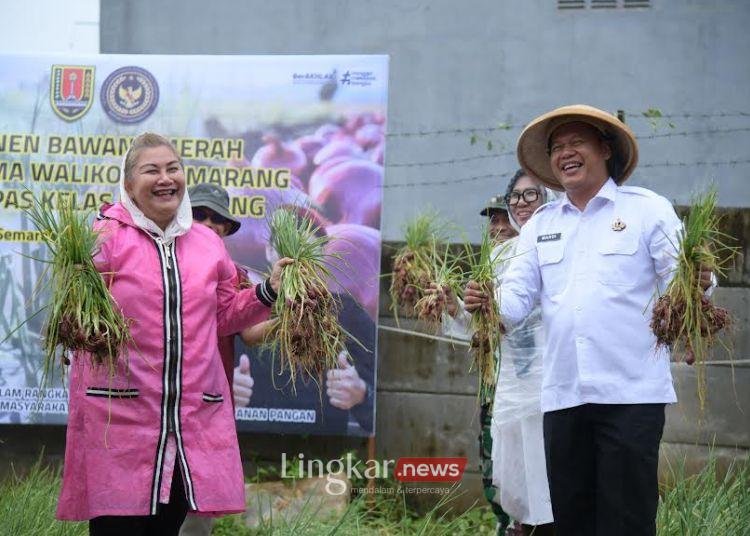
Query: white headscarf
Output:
[[508, 186, 558, 233], [119, 140, 193, 243]]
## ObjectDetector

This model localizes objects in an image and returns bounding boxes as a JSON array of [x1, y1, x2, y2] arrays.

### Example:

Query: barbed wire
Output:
[[640, 158, 750, 169], [382, 158, 750, 189], [639, 126, 750, 140], [385, 112, 750, 138], [386, 127, 750, 169], [387, 125, 515, 138], [626, 111, 750, 120], [388, 150, 515, 168], [383, 172, 508, 189]]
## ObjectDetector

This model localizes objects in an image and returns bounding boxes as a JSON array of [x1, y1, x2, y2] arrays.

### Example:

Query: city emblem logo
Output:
[[49, 65, 95, 122], [100, 66, 159, 124]]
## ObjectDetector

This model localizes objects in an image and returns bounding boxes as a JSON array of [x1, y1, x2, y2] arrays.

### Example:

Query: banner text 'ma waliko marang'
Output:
[[0, 161, 292, 192]]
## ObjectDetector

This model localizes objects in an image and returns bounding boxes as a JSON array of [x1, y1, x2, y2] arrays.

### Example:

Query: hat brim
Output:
[[516, 105, 639, 191], [191, 199, 242, 235], [479, 206, 509, 217]]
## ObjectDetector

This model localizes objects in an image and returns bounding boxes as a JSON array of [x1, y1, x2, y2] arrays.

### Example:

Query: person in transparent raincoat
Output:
[[489, 170, 555, 535], [447, 170, 554, 536], [439, 169, 555, 535], [439, 191, 517, 535]]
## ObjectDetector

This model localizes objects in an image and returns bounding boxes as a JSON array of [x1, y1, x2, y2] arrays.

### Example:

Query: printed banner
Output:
[[0, 54, 387, 436]]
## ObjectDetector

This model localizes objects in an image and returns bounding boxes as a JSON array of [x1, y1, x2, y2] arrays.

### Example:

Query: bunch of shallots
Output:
[[414, 242, 464, 332], [23, 194, 132, 385], [650, 188, 737, 409], [389, 211, 447, 321], [266, 209, 352, 389], [465, 231, 509, 404]]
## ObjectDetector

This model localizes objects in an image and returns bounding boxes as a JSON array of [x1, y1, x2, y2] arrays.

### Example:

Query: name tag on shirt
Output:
[[537, 233, 561, 243]]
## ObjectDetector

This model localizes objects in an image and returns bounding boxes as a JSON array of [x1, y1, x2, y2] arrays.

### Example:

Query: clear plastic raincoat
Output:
[[489, 188, 556, 525], [490, 236, 552, 525]]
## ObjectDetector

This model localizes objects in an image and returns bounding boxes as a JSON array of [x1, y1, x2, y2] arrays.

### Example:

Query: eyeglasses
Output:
[[505, 188, 540, 206], [192, 207, 232, 225]]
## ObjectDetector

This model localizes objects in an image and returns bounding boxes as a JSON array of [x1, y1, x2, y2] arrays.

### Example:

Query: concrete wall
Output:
[[100, 0, 750, 242], [375, 201, 750, 508], [375, 256, 750, 509]]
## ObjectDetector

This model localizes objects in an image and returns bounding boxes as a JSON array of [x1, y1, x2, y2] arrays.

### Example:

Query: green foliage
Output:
[[467, 122, 510, 152], [3, 456, 750, 535], [641, 107, 675, 129], [402, 210, 448, 253], [651, 187, 739, 408], [464, 231, 511, 403], [390, 210, 450, 323], [657, 458, 750, 535], [21, 193, 132, 386], [0, 460, 86, 535], [266, 208, 346, 389], [414, 240, 465, 331], [642, 108, 663, 119], [213, 485, 495, 535]]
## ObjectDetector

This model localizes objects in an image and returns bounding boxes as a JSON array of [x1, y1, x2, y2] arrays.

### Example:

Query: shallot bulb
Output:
[[292, 135, 326, 186], [312, 139, 364, 166], [314, 123, 343, 142], [344, 112, 380, 134], [251, 134, 307, 178], [224, 186, 315, 270], [354, 123, 384, 150], [324, 223, 381, 320], [308, 159, 383, 227]]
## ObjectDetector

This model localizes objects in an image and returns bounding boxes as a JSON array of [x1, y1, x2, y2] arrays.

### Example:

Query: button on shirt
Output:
[[500, 179, 680, 413]]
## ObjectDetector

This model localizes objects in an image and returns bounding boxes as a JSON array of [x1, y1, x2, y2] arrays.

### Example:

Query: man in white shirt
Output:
[[466, 105, 712, 536]]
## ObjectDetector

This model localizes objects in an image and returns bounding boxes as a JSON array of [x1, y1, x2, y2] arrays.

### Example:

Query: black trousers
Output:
[[89, 464, 189, 536], [543, 403, 665, 536]]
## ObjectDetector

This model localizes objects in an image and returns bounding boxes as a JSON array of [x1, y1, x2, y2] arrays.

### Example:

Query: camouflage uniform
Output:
[[480, 401, 510, 533], [479, 343, 512, 534]]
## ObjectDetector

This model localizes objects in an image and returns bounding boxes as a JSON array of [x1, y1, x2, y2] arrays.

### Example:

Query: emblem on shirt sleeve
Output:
[[611, 218, 627, 232]]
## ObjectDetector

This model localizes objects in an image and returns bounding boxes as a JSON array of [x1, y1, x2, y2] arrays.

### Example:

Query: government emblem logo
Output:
[[50, 65, 95, 122], [100, 66, 159, 124]]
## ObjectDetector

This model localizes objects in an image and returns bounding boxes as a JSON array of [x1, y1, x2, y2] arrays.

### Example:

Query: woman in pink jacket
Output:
[[56, 132, 290, 535]]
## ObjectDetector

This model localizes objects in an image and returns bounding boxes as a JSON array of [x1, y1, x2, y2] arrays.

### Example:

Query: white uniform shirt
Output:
[[500, 178, 680, 413]]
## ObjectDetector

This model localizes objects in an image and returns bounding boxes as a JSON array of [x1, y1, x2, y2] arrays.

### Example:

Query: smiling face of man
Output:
[[488, 210, 517, 243], [548, 121, 611, 200]]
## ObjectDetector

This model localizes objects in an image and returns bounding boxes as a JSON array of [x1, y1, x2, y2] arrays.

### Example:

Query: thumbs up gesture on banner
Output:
[[233, 354, 254, 407], [326, 352, 366, 410]]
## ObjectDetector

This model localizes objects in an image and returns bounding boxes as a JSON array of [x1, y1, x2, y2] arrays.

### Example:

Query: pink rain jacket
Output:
[[57, 203, 271, 520]]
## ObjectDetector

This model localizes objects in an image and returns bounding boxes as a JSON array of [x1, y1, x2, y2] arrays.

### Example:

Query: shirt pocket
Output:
[[85, 387, 139, 398], [597, 232, 640, 287], [537, 240, 566, 297], [202, 392, 224, 404]]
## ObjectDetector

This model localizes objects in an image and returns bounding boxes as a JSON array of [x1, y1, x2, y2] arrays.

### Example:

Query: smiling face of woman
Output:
[[124, 145, 185, 230], [508, 174, 544, 227]]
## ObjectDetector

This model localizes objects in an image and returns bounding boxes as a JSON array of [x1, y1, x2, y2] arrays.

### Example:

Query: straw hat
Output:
[[516, 105, 639, 191]]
